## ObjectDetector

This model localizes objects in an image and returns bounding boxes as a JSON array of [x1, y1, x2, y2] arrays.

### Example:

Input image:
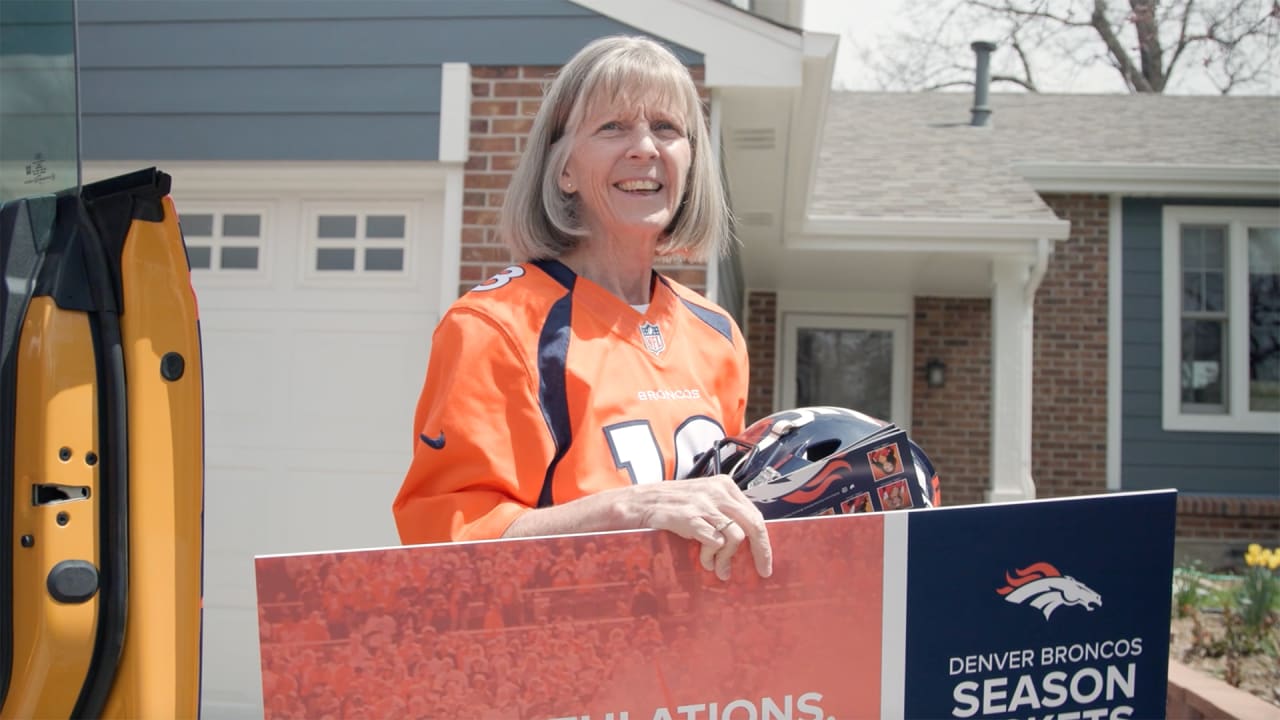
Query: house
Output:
[[58, 0, 1280, 716], [761, 89, 1280, 552]]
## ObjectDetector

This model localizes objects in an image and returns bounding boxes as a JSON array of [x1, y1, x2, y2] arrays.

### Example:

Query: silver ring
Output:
[[713, 518, 735, 533]]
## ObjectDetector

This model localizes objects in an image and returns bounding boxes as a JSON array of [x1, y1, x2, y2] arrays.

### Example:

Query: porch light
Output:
[[926, 359, 946, 388]]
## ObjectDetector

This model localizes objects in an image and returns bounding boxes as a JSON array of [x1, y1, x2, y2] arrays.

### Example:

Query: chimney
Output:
[[970, 41, 997, 127]]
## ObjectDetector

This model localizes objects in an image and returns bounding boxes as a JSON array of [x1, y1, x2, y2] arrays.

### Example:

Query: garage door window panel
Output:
[[178, 207, 268, 277], [307, 209, 410, 279]]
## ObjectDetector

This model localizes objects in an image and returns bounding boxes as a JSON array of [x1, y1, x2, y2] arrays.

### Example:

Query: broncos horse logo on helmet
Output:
[[688, 406, 941, 519]]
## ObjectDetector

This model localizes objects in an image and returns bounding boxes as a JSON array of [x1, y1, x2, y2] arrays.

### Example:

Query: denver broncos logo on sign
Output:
[[997, 562, 1102, 620]]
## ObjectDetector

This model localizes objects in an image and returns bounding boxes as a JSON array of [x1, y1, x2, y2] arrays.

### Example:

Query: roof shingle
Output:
[[812, 92, 1280, 220]]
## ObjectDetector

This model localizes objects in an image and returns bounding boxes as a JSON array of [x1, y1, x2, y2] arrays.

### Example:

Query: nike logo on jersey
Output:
[[420, 431, 446, 450]]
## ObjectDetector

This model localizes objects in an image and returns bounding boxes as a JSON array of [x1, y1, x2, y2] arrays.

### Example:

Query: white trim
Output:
[[779, 312, 911, 428], [1161, 205, 1280, 433], [439, 167, 464, 312], [776, 289, 915, 317], [782, 32, 840, 233], [704, 90, 722, 304], [1015, 162, 1280, 198], [569, 0, 805, 87], [83, 161, 448, 196], [438, 63, 471, 164], [799, 216, 1071, 248], [1106, 195, 1123, 491], [880, 512, 909, 720], [704, 249, 720, 305]]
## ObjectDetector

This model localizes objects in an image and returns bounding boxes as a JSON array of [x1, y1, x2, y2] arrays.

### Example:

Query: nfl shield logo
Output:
[[639, 322, 665, 355]]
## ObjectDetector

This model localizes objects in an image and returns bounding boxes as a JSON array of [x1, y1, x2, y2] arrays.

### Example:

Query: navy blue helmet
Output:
[[690, 406, 940, 519]]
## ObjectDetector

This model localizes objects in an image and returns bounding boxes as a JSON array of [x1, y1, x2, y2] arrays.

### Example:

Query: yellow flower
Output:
[[1243, 544, 1279, 570], [1244, 546, 1262, 566]]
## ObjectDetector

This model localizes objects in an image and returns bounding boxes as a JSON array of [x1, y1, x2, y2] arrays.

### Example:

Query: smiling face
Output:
[[558, 91, 692, 246]]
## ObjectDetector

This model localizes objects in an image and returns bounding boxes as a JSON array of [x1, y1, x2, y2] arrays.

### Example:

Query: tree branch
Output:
[[1008, 34, 1040, 90], [1092, 0, 1157, 90], [967, 0, 1097, 27], [1130, 0, 1168, 90], [924, 74, 1038, 91], [1163, 0, 1198, 77], [868, 0, 1277, 94], [992, 73, 1041, 90]]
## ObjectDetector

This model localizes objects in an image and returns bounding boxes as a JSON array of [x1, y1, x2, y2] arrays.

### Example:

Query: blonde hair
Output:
[[499, 35, 732, 263]]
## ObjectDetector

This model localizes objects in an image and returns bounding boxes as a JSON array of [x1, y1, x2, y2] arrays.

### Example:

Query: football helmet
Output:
[[689, 406, 940, 519]]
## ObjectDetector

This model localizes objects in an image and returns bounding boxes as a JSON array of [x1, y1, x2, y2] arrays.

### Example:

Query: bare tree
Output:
[[864, 0, 1279, 94]]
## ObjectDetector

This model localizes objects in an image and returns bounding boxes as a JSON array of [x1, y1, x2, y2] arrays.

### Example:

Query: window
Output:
[[302, 206, 413, 282], [1162, 206, 1280, 432], [0, 0, 77, 202], [179, 207, 269, 275]]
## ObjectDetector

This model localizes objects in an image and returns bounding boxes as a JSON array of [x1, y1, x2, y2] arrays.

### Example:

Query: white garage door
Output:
[[165, 174, 448, 718]]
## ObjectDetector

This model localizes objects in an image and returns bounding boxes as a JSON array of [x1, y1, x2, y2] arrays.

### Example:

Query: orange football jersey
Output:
[[392, 259, 749, 545]]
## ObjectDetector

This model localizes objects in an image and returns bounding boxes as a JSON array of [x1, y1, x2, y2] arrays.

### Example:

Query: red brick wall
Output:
[[744, 291, 776, 423], [1176, 497, 1280, 541], [912, 298, 993, 506], [463, 66, 708, 298], [1032, 194, 1111, 499], [1167, 659, 1278, 720]]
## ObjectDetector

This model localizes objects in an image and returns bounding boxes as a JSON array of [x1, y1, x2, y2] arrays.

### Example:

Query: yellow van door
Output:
[[0, 168, 203, 718]]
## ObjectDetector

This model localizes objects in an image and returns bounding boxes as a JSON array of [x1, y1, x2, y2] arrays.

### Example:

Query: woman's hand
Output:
[[625, 475, 773, 581], [501, 475, 773, 582]]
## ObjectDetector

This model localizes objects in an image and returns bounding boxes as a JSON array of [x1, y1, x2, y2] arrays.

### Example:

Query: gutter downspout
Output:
[[1024, 236, 1052, 303], [1011, 236, 1052, 503]]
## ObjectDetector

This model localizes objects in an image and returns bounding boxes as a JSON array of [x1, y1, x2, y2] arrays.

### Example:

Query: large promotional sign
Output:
[[254, 490, 1175, 720], [902, 494, 1176, 720]]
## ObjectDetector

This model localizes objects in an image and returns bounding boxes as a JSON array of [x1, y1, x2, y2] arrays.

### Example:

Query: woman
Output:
[[392, 36, 771, 582]]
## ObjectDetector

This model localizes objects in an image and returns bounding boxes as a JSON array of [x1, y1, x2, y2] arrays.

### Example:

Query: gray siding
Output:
[[1121, 197, 1280, 496], [77, 0, 701, 162]]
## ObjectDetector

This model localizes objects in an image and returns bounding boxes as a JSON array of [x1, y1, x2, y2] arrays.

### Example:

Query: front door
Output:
[[781, 313, 910, 426]]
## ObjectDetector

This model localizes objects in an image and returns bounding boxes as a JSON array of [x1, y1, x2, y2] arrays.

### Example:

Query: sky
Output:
[[800, 0, 1128, 92], [802, 0, 901, 91], [798, 0, 1264, 94]]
